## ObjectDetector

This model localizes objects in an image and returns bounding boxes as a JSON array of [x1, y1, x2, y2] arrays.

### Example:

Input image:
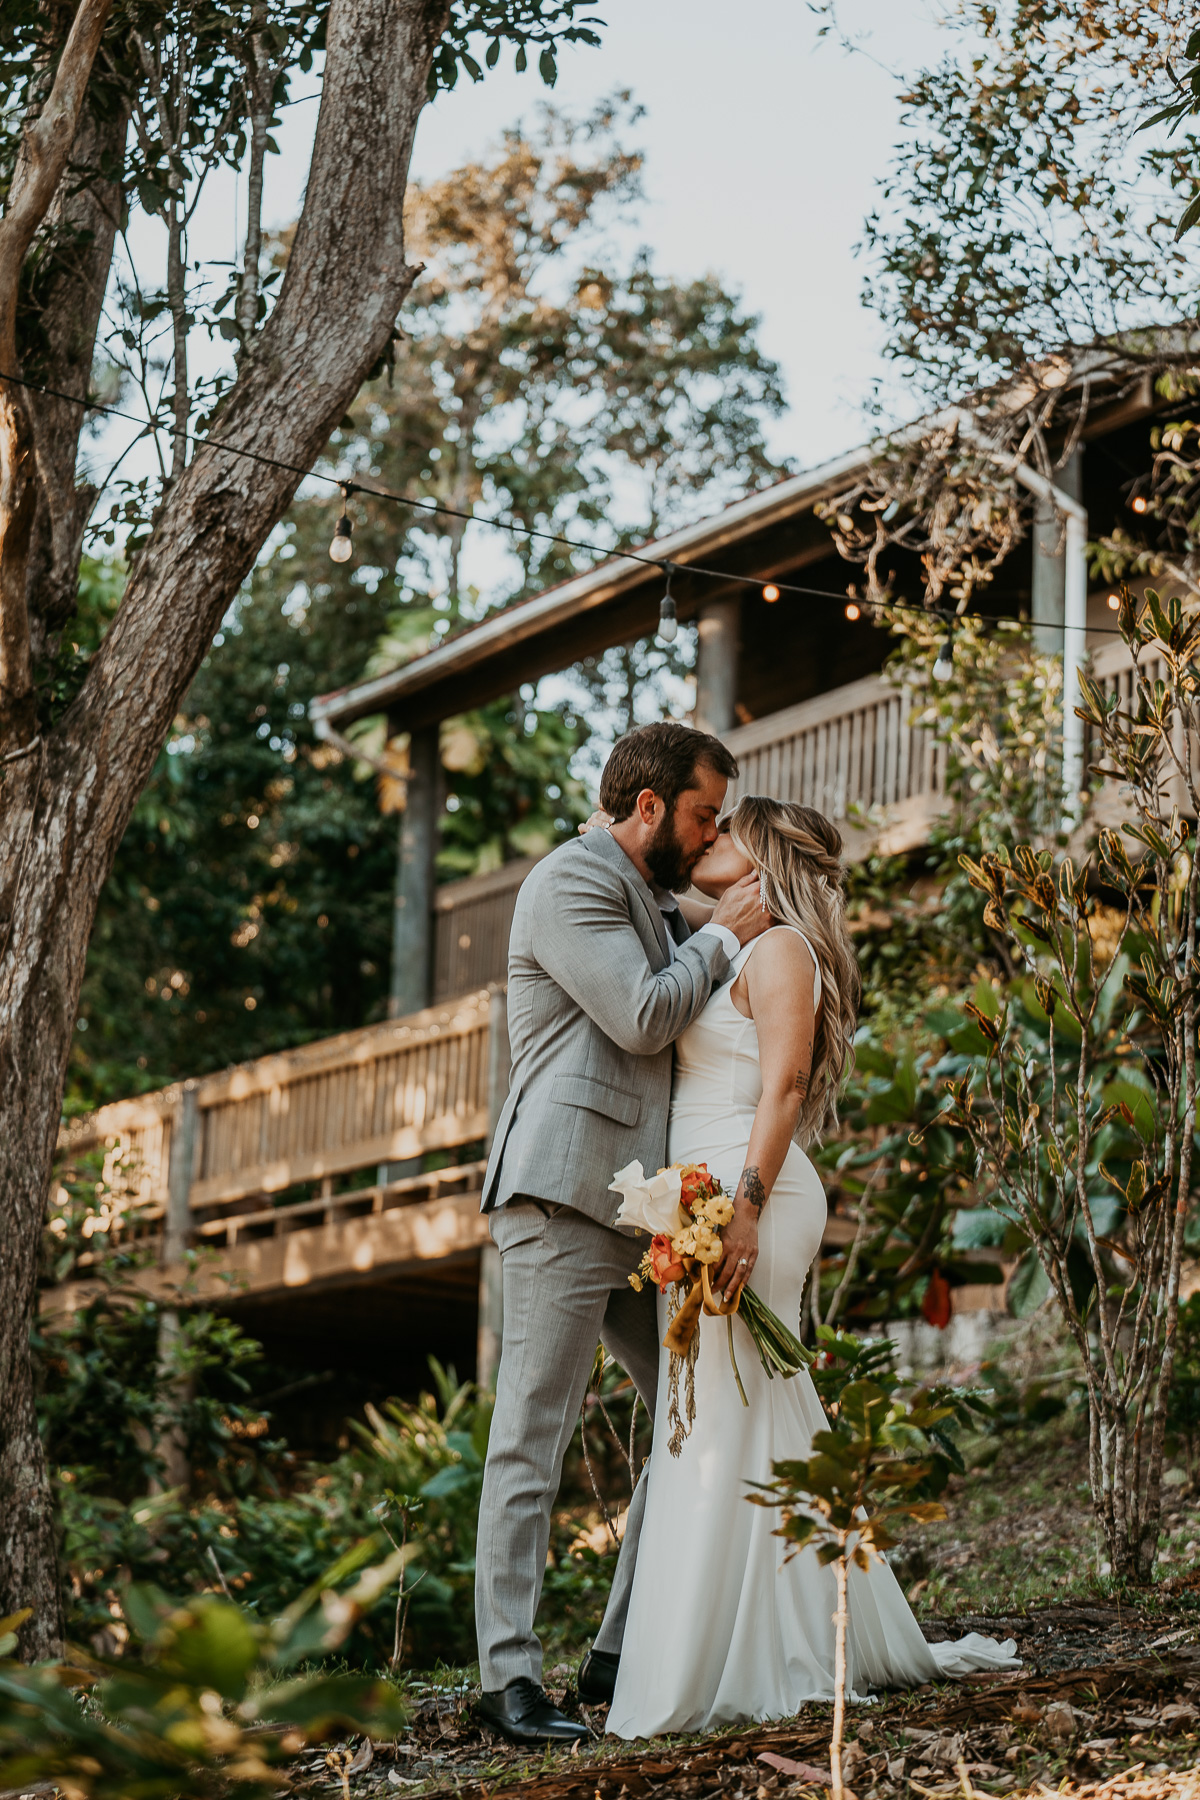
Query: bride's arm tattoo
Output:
[[742, 1165, 767, 1216], [795, 1029, 813, 1097]]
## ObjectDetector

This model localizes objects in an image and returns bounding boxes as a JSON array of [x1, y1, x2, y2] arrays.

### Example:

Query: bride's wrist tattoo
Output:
[[742, 1165, 767, 1215]]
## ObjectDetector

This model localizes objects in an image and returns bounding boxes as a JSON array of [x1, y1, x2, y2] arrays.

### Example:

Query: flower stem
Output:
[[727, 1314, 749, 1406]]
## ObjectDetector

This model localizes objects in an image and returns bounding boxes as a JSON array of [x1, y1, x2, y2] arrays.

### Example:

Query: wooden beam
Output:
[[390, 722, 438, 1016], [695, 597, 740, 735], [42, 1186, 494, 1311]]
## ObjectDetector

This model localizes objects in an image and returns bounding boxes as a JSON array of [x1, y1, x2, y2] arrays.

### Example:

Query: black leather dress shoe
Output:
[[576, 1646, 620, 1704], [477, 1678, 591, 1744]]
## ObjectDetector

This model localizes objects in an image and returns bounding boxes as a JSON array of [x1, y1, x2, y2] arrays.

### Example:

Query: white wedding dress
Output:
[[607, 928, 1018, 1740]]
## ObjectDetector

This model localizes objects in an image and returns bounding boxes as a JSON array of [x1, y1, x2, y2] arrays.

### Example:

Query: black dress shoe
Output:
[[477, 1677, 591, 1745], [577, 1646, 620, 1704]]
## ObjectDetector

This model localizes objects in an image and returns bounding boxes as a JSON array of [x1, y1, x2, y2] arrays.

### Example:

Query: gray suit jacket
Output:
[[482, 829, 731, 1224]]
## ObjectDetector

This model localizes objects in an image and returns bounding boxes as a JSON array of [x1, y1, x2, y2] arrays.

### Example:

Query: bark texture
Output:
[[0, 0, 115, 748], [0, 0, 448, 1659]]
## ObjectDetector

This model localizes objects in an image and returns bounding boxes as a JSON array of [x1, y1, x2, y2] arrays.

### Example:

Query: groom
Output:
[[475, 721, 768, 1744]]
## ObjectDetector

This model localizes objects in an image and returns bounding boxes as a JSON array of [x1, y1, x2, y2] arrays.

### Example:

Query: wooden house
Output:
[[48, 367, 1167, 1440]]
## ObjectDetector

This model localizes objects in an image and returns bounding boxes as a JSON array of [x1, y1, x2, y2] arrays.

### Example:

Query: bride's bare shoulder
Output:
[[744, 927, 816, 989], [732, 926, 815, 1018]]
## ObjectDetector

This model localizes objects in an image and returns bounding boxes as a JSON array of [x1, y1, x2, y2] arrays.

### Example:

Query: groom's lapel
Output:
[[580, 828, 671, 963]]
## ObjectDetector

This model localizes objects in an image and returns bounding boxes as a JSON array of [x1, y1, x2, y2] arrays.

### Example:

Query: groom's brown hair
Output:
[[600, 722, 738, 822]]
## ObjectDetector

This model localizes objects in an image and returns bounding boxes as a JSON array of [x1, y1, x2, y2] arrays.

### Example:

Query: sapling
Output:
[[751, 1379, 952, 1800]]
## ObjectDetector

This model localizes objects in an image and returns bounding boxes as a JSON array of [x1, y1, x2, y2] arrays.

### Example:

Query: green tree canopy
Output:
[[70, 98, 788, 1107]]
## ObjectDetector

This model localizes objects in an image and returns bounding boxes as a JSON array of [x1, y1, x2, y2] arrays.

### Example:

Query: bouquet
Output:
[[610, 1160, 811, 1456]]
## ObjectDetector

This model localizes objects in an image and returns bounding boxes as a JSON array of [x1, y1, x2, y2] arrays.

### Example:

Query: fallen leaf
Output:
[[1043, 1702, 1077, 1740]]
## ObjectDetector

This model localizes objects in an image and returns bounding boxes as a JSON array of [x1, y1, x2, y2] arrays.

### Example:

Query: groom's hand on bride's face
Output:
[[711, 872, 772, 947]]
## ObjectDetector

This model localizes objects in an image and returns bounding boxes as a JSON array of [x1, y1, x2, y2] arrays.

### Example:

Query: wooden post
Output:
[[694, 596, 740, 736], [1031, 448, 1083, 655], [156, 1081, 197, 1493], [163, 1081, 197, 1264], [389, 722, 438, 1019], [477, 984, 510, 1389]]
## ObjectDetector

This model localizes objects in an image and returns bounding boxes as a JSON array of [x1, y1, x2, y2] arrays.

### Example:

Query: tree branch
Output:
[[0, 0, 115, 750]]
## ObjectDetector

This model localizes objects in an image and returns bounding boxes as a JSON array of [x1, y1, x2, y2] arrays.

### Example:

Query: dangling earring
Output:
[[758, 872, 769, 913]]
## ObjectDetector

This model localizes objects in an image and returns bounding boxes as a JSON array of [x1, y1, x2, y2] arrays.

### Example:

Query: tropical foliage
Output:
[[0, 1555, 409, 1800], [933, 587, 1200, 1580]]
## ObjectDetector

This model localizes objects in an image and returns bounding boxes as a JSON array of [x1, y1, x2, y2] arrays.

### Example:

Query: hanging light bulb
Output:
[[329, 483, 354, 563], [845, 602, 862, 621], [657, 563, 679, 643], [932, 630, 955, 683], [762, 583, 780, 603], [1131, 494, 1148, 515]]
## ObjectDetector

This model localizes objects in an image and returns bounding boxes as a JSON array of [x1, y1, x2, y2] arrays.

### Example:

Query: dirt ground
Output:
[[288, 1380, 1200, 1800], [289, 1583, 1200, 1800]]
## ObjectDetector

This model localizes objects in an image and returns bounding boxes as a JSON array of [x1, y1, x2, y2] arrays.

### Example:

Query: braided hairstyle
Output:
[[726, 796, 860, 1146]]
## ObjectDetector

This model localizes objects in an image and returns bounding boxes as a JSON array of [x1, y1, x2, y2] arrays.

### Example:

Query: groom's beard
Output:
[[643, 808, 701, 894]]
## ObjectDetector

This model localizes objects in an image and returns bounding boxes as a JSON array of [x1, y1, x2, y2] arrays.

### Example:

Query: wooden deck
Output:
[[50, 645, 1153, 1323], [48, 989, 501, 1311], [46, 980, 857, 1316]]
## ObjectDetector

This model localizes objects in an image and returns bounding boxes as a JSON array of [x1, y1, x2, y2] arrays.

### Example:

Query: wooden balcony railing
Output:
[[723, 672, 946, 854], [432, 857, 541, 1001], [55, 986, 496, 1252]]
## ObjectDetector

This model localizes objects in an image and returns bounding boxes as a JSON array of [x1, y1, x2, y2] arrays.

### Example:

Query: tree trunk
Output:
[[0, 0, 448, 1661], [830, 1550, 849, 1800], [24, 98, 129, 665], [0, 0, 115, 750]]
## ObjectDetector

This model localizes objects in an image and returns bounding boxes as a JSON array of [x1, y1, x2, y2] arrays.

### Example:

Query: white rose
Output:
[[609, 1161, 686, 1237]]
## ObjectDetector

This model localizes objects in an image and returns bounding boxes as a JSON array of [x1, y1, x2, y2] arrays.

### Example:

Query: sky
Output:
[[106, 0, 949, 494], [401, 0, 947, 468]]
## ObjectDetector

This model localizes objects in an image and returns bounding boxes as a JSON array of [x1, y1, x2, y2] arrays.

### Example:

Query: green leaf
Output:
[[166, 1599, 259, 1700], [1007, 1250, 1050, 1317], [1175, 191, 1200, 240]]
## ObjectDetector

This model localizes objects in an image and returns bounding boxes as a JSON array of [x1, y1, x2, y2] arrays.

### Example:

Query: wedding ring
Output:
[[738, 1257, 748, 1266]]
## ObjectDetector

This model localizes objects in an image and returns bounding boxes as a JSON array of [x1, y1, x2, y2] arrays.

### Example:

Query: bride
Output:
[[605, 795, 1017, 1740]]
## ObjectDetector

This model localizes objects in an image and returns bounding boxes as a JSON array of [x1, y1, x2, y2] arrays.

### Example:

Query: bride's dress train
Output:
[[607, 930, 1018, 1740]]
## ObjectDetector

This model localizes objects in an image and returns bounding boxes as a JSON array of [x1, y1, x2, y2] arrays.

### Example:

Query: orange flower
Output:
[[674, 1162, 715, 1212], [648, 1233, 686, 1292]]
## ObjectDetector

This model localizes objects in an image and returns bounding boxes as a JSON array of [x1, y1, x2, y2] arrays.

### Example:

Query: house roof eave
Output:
[[309, 440, 876, 732]]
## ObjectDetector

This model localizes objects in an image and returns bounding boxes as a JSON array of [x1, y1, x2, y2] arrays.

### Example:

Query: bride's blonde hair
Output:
[[726, 796, 860, 1146]]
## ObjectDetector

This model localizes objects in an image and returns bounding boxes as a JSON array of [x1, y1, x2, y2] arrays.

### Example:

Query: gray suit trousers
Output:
[[474, 1198, 659, 1689]]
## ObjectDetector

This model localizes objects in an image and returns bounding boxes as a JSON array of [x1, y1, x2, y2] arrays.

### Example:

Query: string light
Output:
[[657, 563, 678, 643], [932, 628, 955, 683], [845, 602, 861, 621], [328, 484, 354, 563], [0, 368, 1140, 644], [762, 583, 780, 602], [1131, 495, 1148, 514], [1107, 593, 1120, 611]]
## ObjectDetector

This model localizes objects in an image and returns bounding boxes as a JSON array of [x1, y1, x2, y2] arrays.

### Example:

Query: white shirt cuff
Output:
[[696, 921, 740, 962]]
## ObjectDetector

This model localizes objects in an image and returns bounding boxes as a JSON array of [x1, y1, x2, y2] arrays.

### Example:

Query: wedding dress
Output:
[[606, 928, 1018, 1740]]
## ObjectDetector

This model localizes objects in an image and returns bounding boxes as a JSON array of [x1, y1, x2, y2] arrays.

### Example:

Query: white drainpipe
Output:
[[955, 418, 1088, 825]]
